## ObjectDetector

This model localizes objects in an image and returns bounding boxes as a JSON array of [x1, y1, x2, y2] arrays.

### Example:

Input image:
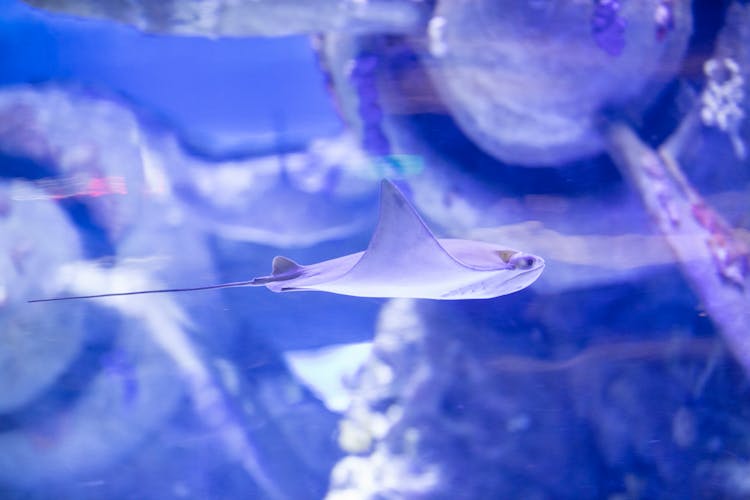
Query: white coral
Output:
[[700, 57, 747, 159]]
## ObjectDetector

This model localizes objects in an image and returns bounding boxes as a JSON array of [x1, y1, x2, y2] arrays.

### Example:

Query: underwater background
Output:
[[1, 0, 749, 498]]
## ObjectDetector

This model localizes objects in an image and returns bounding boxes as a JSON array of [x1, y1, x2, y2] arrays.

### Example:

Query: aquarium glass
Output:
[[1, 0, 749, 498]]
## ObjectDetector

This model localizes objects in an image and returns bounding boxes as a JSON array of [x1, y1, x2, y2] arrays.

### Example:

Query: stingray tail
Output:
[[248, 276, 276, 285], [28, 280, 263, 303], [29, 256, 305, 303]]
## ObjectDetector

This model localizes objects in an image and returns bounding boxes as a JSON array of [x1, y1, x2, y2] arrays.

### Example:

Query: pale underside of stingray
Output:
[[31, 180, 545, 302]]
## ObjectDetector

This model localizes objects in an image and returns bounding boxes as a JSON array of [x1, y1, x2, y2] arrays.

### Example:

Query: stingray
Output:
[[30, 180, 544, 302]]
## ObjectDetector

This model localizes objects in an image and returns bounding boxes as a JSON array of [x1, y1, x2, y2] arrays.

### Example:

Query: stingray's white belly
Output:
[[314, 263, 543, 300], [314, 269, 502, 299]]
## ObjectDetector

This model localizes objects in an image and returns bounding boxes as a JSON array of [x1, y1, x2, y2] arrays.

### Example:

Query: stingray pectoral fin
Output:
[[335, 180, 464, 286]]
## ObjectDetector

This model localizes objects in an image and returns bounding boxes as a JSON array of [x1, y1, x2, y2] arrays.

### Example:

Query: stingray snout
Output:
[[508, 253, 543, 271]]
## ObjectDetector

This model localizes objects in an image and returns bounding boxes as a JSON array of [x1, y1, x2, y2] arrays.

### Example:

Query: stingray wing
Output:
[[331, 180, 468, 288], [253, 181, 532, 298]]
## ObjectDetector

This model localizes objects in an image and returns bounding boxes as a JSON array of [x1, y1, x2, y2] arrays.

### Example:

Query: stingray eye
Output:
[[497, 250, 516, 263], [509, 253, 536, 270]]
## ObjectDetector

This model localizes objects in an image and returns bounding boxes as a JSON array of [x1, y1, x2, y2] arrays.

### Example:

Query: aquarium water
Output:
[[1, 0, 749, 498]]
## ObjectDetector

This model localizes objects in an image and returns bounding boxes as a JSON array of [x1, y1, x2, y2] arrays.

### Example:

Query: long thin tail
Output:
[[28, 279, 263, 303]]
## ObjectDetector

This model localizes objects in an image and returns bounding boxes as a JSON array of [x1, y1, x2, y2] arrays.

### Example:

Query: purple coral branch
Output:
[[605, 122, 750, 376], [349, 52, 391, 157], [591, 0, 627, 56]]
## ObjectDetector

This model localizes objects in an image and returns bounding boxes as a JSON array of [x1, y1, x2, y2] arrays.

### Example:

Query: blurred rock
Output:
[[22, 0, 426, 37], [145, 131, 381, 248], [329, 298, 596, 499], [0, 181, 87, 413], [0, 86, 146, 243], [0, 183, 185, 487], [0, 312, 184, 489], [426, 0, 692, 165], [329, 275, 750, 498]]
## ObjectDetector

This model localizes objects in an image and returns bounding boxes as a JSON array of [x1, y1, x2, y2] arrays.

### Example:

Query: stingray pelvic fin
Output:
[[272, 256, 302, 276]]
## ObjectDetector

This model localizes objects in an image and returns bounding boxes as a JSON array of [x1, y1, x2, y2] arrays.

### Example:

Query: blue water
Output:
[[0, 0, 342, 156], [1, 0, 749, 499]]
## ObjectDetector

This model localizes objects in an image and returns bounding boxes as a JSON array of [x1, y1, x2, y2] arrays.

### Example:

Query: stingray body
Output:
[[31, 180, 544, 302], [251, 180, 544, 299]]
